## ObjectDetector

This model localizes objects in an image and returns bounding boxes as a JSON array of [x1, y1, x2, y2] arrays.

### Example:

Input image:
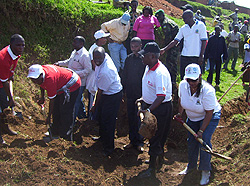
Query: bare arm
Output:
[[90, 88, 103, 113], [198, 40, 207, 66], [160, 40, 178, 55], [2, 80, 15, 107]]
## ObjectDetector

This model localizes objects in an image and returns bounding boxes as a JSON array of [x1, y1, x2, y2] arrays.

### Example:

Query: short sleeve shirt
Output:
[[40, 65, 81, 99], [178, 80, 221, 121], [95, 54, 122, 95], [142, 61, 172, 104], [227, 31, 241, 48], [0, 46, 20, 88], [175, 20, 208, 57], [133, 15, 160, 40]]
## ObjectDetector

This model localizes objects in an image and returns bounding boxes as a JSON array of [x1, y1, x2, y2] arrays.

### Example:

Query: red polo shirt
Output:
[[0, 46, 20, 88], [40, 65, 81, 99]]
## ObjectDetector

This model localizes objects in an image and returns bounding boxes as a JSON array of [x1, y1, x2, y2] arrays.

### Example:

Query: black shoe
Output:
[[138, 168, 155, 178]]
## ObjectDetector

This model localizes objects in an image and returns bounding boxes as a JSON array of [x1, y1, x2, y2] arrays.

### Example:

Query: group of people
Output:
[[2, 1, 249, 185]]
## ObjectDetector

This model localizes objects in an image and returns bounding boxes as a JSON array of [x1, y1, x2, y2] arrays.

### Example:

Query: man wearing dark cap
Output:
[[161, 10, 208, 80], [180, 3, 193, 12], [137, 42, 173, 178], [0, 34, 25, 144], [155, 9, 179, 85]]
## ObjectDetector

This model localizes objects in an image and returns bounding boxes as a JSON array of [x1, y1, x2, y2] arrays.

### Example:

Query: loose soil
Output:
[[0, 93, 249, 185], [137, 0, 183, 18]]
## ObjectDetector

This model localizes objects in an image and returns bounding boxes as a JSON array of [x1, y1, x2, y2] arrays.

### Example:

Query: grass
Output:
[[202, 58, 247, 105], [0, 0, 248, 107]]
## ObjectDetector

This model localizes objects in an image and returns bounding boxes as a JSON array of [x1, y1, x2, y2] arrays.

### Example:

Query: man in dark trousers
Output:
[[90, 47, 122, 157], [155, 9, 179, 85], [161, 10, 207, 80], [27, 64, 81, 142], [204, 26, 228, 87], [0, 34, 25, 144], [122, 37, 145, 152], [137, 42, 173, 178]]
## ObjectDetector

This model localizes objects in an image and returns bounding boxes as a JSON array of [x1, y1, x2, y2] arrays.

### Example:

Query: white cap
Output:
[[94, 30, 110, 40], [27, 64, 44, 79], [244, 43, 250, 50], [184, 63, 201, 80]]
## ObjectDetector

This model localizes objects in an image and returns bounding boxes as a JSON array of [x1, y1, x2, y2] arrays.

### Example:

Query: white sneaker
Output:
[[200, 170, 210, 185], [178, 167, 195, 175]]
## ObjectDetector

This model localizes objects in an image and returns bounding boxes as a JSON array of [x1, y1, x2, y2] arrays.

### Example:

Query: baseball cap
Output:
[[244, 43, 250, 50], [94, 30, 110, 40], [184, 63, 201, 80], [180, 4, 193, 11], [138, 42, 160, 56], [155, 9, 165, 16], [120, 13, 130, 25], [27, 64, 44, 79]]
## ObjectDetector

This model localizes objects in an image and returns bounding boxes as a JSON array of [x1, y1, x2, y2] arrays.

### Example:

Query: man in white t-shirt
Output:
[[137, 42, 173, 178], [161, 10, 207, 80], [90, 47, 122, 157]]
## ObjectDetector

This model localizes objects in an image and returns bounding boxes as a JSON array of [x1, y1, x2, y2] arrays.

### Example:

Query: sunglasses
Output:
[[186, 78, 198, 82]]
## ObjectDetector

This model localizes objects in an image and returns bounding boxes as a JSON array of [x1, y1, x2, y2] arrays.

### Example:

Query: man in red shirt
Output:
[[27, 64, 81, 142], [0, 34, 25, 144]]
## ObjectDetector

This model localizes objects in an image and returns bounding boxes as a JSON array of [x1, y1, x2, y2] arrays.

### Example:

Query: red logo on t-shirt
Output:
[[147, 81, 153, 86]]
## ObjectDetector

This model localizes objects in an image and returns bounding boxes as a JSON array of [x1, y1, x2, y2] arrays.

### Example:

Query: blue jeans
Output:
[[186, 111, 221, 171], [74, 86, 86, 121], [108, 42, 127, 72]]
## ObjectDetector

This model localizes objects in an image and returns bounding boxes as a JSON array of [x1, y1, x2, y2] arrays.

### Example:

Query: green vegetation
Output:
[[0, 0, 248, 104]]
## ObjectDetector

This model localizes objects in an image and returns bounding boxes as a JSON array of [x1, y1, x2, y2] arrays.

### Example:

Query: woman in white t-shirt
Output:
[[177, 64, 221, 185]]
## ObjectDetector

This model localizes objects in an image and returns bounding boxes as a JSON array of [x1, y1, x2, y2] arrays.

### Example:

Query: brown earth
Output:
[[137, 0, 183, 18], [0, 92, 249, 185]]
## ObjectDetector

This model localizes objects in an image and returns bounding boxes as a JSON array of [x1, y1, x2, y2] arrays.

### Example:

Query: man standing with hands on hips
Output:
[[137, 42, 173, 178]]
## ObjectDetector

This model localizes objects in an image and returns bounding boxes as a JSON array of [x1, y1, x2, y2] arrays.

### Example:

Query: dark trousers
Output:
[[180, 56, 200, 80], [207, 58, 222, 85], [98, 91, 122, 154], [127, 98, 143, 147], [143, 101, 173, 156], [52, 88, 79, 140], [0, 88, 8, 111]]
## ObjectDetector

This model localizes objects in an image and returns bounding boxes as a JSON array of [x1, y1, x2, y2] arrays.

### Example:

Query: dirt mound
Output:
[[138, 0, 183, 18], [0, 93, 249, 185]]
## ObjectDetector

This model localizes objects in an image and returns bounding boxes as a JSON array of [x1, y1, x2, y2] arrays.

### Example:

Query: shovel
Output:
[[174, 116, 232, 161], [40, 104, 54, 142]]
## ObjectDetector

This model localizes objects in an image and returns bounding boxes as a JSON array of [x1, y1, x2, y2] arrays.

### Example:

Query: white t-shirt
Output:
[[175, 20, 208, 57], [95, 54, 122, 95], [142, 61, 172, 104], [178, 80, 221, 121]]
